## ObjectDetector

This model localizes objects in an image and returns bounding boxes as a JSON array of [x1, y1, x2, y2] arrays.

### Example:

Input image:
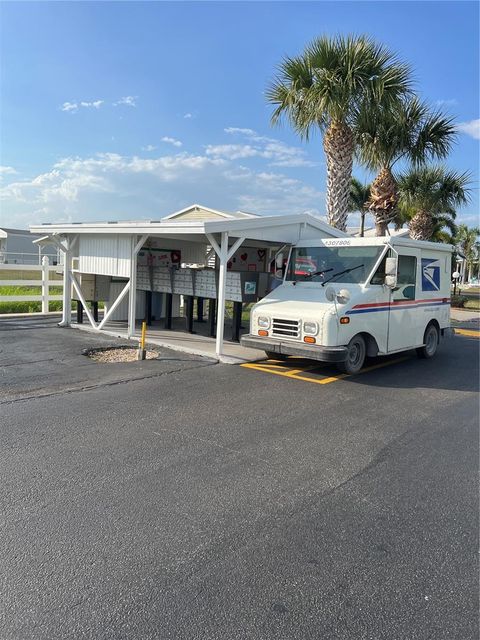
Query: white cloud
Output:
[[183, 113, 193, 119], [80, 100, 104, 109], [161, 136, 183, 148], [114, 96, 138, 107], [0, 149, 324, 226], [60, 100, 103, 113], [61, 102, 79, 113], [206, 140, 316, 168], [457, 119, 480, 140], [0, 166, 17, 175], [435, 99, 458, 107], [224, 127, 257, 136], [142, 145, 157, 151]]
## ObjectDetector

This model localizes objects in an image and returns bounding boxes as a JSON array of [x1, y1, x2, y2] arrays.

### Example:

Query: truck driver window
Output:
[[393, 255, 416, 300], [370, 255, 387, 285]]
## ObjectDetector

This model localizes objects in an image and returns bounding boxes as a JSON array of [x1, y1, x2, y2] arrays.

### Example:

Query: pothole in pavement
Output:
[[82, 346, 159, 363]]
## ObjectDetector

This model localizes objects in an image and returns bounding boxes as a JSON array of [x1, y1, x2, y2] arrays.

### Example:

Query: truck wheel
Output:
[[416, 323, 439, 359], [337, 335, 366, 375], [265, 351, 288, 361]]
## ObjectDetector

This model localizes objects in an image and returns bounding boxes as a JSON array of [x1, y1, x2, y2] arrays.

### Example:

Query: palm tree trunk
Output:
[[360, 211, 366, 237], [323, 121, 354, 232], [409, 209, 434, 241], [367, 167, 398, 237], [375, 220, 388, 236]]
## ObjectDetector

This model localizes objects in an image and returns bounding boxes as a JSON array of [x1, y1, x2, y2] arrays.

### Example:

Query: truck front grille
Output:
[[272, 318, 300, 339]]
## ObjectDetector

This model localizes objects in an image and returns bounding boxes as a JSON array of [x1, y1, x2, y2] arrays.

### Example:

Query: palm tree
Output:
[[395, 198, 457, 243], [348, 178, 371, 236], [455, 224, 480, 282], [267, 35, 411, 231], [356, 97, 457, 235], [397, 167, 470, 241]]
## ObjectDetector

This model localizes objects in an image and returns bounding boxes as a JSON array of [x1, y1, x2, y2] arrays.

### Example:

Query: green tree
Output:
[[455, 224, 480, 281], [356, 97, 457, 235], [348, 178, 371, 237], [267, 35, 411, 231], [397, 167, 470, 241]]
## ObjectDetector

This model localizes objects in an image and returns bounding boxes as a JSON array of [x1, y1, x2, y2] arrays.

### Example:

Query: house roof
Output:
[[347, 226, 410, 238], [162, 203, 259, 221]]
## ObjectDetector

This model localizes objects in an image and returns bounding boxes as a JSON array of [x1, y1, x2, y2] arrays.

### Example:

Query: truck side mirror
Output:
[[384, 257, 398, 289]]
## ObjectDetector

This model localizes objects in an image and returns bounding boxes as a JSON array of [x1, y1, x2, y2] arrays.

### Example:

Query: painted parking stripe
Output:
[[240, 356, 410, 385], [454, 328, 480, 338]]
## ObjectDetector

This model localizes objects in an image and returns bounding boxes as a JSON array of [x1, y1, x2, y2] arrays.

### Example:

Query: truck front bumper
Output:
[[241, 335, 348, 363]]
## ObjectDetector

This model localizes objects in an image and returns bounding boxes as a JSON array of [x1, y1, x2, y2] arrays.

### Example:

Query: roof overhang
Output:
[[29, 213, 347, 245]]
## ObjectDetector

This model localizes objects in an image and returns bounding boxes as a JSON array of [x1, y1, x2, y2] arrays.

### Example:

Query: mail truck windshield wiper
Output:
[[304, 268, 334, 279], [321, 264, 364, 287]]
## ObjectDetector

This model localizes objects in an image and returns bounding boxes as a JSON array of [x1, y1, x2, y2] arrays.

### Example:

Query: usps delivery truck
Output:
[[241, 237, 453, 374]]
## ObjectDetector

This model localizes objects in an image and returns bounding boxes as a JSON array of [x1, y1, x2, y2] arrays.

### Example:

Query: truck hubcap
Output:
[[348, 340, 364, 367], [425, 328, 437, 355]]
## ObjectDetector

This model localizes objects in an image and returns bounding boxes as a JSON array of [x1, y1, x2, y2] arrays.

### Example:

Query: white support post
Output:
[[206, 233, 221, 258], [59, 244, 72, 327], [227, 236, 246, 262], [70, 272, 97, 329], [98, 281, 130, 330], [215, 231, 229, 356], [41, 256, 49, 314], [127, 234, 147, 338]]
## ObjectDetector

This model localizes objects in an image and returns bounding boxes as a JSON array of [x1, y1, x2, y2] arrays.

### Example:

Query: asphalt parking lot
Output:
[[1, 317, 479, 639]]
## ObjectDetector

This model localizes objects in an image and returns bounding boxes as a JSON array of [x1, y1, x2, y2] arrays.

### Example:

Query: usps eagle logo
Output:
[[422, 258, 440, 291]]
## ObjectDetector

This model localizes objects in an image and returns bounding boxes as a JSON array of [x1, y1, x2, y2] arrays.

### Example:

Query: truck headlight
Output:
[[257, 316, 270, 329], [303, 321, 318, 336]]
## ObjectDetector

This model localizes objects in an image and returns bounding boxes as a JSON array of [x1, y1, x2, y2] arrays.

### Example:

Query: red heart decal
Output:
[[240, 253, 248, 261]]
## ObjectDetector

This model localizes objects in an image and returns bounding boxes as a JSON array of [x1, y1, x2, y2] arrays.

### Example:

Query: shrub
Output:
[[450, 295, 467, 308]]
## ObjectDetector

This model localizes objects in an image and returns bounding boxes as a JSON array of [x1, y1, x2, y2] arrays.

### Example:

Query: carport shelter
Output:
[[30, 205, 345, 360]]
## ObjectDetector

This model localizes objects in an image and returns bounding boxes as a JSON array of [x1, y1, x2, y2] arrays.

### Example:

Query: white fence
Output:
[[0, 256, 63, 313]]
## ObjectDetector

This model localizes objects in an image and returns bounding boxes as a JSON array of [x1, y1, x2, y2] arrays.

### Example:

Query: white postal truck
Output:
[[241, 237, 453, 374]]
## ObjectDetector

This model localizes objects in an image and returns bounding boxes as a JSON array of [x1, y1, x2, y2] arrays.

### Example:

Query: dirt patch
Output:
[[83, 346, 159, 363]]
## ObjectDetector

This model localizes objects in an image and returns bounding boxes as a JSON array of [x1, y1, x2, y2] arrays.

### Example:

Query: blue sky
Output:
[[1, 1, 478, 229]]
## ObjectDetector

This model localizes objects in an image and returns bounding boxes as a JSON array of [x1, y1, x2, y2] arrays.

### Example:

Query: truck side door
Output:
[[387, 252, 418, 352]]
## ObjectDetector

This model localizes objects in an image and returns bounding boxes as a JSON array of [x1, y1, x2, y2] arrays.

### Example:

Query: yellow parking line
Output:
[[241, 355, 411, 385], [455, 328, 480, 338]]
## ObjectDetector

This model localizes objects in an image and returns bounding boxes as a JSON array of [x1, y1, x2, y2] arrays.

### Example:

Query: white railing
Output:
[[0, 250, 61, 266], [0, 256, 63, 313]]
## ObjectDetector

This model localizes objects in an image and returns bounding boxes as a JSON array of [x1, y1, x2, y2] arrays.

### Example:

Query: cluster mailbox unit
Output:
[[72, 241, 274, 341], [133, 243, 273, 340]]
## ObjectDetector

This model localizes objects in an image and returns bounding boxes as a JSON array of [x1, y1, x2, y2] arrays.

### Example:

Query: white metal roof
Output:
[[0, 229, 7, 239], [29, 213, 347, 244]]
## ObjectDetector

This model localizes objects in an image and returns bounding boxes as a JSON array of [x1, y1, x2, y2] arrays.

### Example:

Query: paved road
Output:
[[1, 318, 478, 639]]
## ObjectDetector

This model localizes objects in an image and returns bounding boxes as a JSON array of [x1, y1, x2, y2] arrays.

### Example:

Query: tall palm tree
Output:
[[267, 35, 411, 231], [348, 178, 371, 236], [397, 167, 470, 241], [455, 224, 480, 281], [356, 97, 457, 235]]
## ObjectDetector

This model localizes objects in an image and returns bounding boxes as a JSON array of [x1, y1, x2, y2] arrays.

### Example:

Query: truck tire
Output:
[[265, 351, 288, 361], [337, 334, 366, 375], [416, 323, 439, 359]]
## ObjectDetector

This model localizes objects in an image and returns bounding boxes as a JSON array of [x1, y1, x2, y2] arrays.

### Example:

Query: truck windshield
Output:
[[286, 246, 384, 284]]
